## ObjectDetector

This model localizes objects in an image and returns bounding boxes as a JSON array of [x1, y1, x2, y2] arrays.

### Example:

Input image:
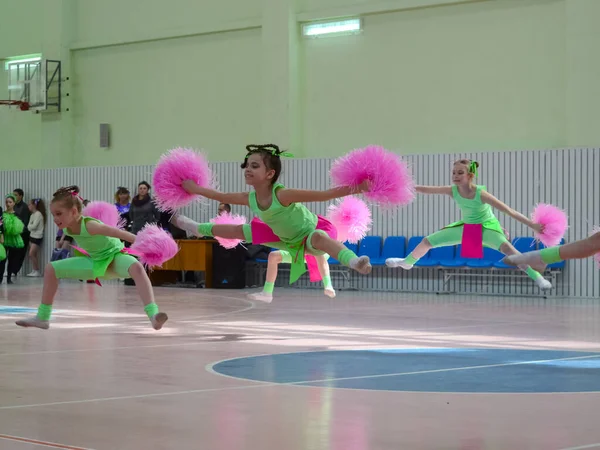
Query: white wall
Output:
[[2, 0, 600, 168], [301, 0, 566, 157], [72, 0, 262, 47], [71, 29, 263, 166]]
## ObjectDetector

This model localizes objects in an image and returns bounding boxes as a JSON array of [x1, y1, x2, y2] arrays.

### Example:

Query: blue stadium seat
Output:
[[416, 245, 456, 267], [466, 247, 504, 268], [439, 245, 466, 267], [371, 236, 405, 266], [358, 236, 382, 260]]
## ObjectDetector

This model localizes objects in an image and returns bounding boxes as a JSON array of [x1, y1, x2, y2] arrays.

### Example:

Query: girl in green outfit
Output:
[[16, 186, 168, 331], [172, 144, 372, 285], [385, 159, 552, 290], [0, 194, 25, 284]]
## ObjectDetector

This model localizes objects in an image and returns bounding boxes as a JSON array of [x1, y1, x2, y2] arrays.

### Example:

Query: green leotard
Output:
[[51, 216, 137, 280], [405, 184, 544, 283], [427, 185, 507, 250], [248, 183, 326, 283]]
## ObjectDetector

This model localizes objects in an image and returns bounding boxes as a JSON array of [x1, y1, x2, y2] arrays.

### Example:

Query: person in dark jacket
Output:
[[124, 182, 160, 286], [129, 182, 160, 235]]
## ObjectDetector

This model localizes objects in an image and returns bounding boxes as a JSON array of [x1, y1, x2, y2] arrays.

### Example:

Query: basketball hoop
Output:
[[0, 100, 30, 111]]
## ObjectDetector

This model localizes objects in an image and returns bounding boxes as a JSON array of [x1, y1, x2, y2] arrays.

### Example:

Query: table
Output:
[[149, 239, 215, 287]]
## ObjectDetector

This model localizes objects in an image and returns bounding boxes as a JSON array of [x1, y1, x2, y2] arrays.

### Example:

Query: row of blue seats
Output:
[[254, 236, 565, 270], [327, 236, 565, 270]]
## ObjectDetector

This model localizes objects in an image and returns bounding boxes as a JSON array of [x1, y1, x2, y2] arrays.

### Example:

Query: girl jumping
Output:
[[385, 159, 552, 290], [16, 186, 168, 330], [171, 144, 372, 285]]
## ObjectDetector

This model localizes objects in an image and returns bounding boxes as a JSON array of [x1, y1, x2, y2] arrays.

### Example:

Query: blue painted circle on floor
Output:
[[211, 348, 600, 393], [0, 306, 38, 315]]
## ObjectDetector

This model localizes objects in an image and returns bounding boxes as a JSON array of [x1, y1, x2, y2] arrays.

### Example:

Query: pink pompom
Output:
[[531, 203, 568, 247], [327, 197, 372, 244], [210, 212, 247, 249], [83, 201, 126, 229], [130, 224, 179, 268], [330, 145, 416, 207], [152, 147, 216, 212]]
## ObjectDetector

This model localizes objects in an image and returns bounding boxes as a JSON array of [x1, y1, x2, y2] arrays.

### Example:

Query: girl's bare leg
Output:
[[315, 254, 336, 298], [248, 251, 282, 303], [503, 233, 600, 269], [15, 264, 58, 329]]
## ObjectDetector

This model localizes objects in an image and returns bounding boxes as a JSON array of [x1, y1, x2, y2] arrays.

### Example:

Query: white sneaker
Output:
[[16, 316, 50, 329], [171, 214, 203, 237], [534, 277, 553, 291], [247, 292, 273, 303], [324, 288, 336, 298], [150, 312, 168, 330], [386, 258, 414, 270], [26, 271, 41, 277]]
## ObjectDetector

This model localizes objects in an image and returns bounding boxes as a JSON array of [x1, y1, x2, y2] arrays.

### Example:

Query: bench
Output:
[[364, 235, 564, 296], [249, 235, 565, 296]]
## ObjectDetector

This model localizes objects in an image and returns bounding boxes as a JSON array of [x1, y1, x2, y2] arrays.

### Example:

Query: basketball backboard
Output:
[[5, 58, 61, 113]]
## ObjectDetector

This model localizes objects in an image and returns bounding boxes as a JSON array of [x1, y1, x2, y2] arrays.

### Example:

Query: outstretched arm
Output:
[[481, 191, 541, 232], [86, 220, 137, 244], [182, 180, 249, 206], [277, 181, 368, 206], [416, 185, 453, 196]]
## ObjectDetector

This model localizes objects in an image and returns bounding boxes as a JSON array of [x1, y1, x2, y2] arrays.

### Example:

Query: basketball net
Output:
[[0, 100, 30, 111]]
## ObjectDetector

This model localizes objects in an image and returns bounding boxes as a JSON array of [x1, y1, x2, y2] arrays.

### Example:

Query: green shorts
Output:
[[50, 253, 138, 280], [427, 225, 508, 251]]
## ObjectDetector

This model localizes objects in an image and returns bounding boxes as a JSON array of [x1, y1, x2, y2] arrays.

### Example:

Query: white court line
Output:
[[0, 433, 93, 449], [559, 444, 600, 450], [293, 353, 600, 386], [0, 383, 270, 411], [2, 352, 600, 411]]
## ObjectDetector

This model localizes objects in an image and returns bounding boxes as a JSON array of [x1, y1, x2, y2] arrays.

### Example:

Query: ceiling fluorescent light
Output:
[[302, 18, 362, 37]]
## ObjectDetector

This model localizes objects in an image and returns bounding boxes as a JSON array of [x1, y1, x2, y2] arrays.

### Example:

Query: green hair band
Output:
[[469, 162, 478, 177]]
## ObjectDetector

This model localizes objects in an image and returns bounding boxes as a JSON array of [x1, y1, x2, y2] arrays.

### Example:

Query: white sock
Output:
[[171, 214, 202, 237]]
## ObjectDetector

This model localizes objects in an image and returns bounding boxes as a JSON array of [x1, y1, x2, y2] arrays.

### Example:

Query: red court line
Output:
[[0, 433, 92, 450]]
